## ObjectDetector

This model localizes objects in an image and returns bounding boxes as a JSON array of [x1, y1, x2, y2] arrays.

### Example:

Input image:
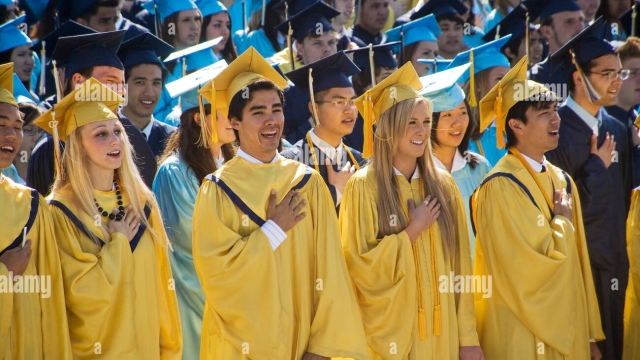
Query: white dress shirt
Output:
[[309, 129, 347, 205], [564, 95, 602, 136]]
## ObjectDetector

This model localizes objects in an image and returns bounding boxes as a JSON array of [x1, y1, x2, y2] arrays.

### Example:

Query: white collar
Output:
[[141, 118, 154, 139], [564, 95, 602, 136], [309, 129, 344, 163], [433, 149, 467, 173], [393, 166, 420, 179], [214, 151, 225, 168], [237, 147, 279, 164], [520, 152, 546, 173]]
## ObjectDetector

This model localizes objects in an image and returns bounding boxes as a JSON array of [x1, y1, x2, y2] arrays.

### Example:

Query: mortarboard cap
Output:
[[417, 58, 452, 74], [482, 3, 539, 46], [163, 37, 222, 76], [550, 16, 615, 101], [52, 30, 125, 77], [118, 33, 174, 69], [142, 0, 199, 24], [30, 21, 97, 62], [345, 42, 399, 70], [195, 0, 227, 17], [529, 0, 581, 21], [620, 4, 640, 38], [21, 0, 49, 26], [12, 73, 35, 104], [419, 63, 471, 113], [354, 62, 422, 157], [0, 0, 13, 5], [275, 0, 340, 43], [0, 63, 17, 107], [386, 14, 441, 47], [410, 0, 467, 21], [479, 56, 554, 148], [0, 15, 32, 53]]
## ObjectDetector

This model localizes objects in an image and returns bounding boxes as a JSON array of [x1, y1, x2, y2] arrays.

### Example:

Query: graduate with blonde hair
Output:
[[35, 78, 182, 359], [0, 64, 71, 359], [340, 62, 483, 360]]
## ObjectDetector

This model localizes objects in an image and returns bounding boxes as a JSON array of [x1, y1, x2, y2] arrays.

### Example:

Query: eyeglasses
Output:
[[587, 69, 631, 81], [22, 126, 44, 137], [316, 100, 356, 108]]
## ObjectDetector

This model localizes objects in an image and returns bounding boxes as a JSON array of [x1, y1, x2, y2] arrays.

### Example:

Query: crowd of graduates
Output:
[[2, 0, 640, 359]]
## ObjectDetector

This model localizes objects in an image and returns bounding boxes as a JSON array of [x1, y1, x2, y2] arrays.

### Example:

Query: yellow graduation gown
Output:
[[0, 176, 71, 359], [339, 165, 479, 360], [623, 188, 640, 360], [471, 154, 604, 359], [192, 156, 370, 360], [47, 189, 182, 359]]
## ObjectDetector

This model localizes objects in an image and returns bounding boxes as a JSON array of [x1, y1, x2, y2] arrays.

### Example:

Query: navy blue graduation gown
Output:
[[283, 84, 313, 144], [351, 25, 385, 45], [147, 120, 176, 159], [545, 105, 631, 360], [281, 135, 365, 213]]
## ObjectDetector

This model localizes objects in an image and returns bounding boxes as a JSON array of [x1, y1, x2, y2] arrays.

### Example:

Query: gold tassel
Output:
[[429, 227, 441, 336], [288, 23, 295, 71], [433, 304, 442, 336], [571, 49, 601, 103], [209, 81, 218, 145], [418, 308, 427, 340], [196, 94, 211, 148], [362, 90, 374, 158], [495, 84, 505, 148], [469, 50, 477, 107], [368, 44, 375, 86], [494, 24, 500, 40], [309, 68, 320, 127]]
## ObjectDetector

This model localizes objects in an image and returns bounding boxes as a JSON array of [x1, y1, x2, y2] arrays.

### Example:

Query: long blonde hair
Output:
[[373, 97, 458, 258], [51, 122, 161, 245]]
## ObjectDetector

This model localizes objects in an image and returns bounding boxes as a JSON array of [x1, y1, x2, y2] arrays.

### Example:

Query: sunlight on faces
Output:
[[617, 58, 640, 110], [73, 66, 126, 97], [124, 64, 163, 118], [313, 87, 357, 137], [231, 90, 284, 160], [79, 6, 119, 32], [509, 102, 561, 154], [0, 103, 23, 169], [80, 119, 126, 174], [394, 100, 430, 161], [296, 32, 338, 65], [198, 110, 236, 144], [176, 10, 202, 49], [410, 41, 438, 77], [434, 102, 469, 148], [11, 44, 34, 82], [581, 54, 624, 107], [332, 0, 354, 26], [358, 0, 389, 33], [437, 19, 464, 58], [205, 12, 231, 52]]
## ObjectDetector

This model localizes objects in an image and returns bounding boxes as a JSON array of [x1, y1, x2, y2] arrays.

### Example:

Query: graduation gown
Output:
[[192, 156, 370, 360], [283, 84, 313, 144], [0, 176, 71, 359], [153, 154, 205, 360], [233, 28, 278, 58], [623, 188, 640, 360], [471, 153, 604, 359], [148, 120, 177, 159], [47, 189, 182, 359], [280, 135, 366, 212], [546, 106, 632, 360], [339, 165, 479, 360], [468, 127, 507, 166], [351, 25, 385, 46]]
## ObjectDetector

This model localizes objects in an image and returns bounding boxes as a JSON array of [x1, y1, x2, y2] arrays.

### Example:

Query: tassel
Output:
[[51, 60, 62, 102], [261, 0, 266, 26], [633, 5, 637, 38], [525, 12, 530, 69], [368, 44, 375, 86], [571, 49, 600, 103], [495, 84, 505, 148], [309, 68, 320, 127], [196, 93, 211, 148], [362, 90, 374, 158], [418, 308, 427, 340], [49, 113, 64, 181], [433, 304, 442, 336], [494, 24, 500, 40], [469, 50, 477, 107], [288, 22, 295, 71], [39, 40, 46, 96]]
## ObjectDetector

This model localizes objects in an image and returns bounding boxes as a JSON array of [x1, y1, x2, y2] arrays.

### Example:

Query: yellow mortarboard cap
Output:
[[0, 63, 17, 107], [206, 47, 289, 119], [479, 56, 552, 149], [354, 62, 422, 158]]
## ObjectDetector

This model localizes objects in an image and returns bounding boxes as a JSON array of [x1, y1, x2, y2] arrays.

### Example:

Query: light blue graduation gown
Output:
[[463, 26, 486, 48], [1, 164, 25, 185], [433, 149, 491, 262], [152, 153, 205, 360], [468, 124, 507, 166], [233, 28, 277, 57]]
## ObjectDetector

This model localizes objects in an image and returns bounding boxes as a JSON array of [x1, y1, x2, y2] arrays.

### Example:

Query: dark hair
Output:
[[352, 66, 394, 96], [502, 36, 523, 63], [124, 64, 168, 84], [567, 58, 596, 93], [540, 15, 553, 28], [200, 12, 238, 63], [228, 80, 284, 122], [437, 13, 464, 26], [18, 102, 44, 126], [504, 98, 558, 148], [78, 0, 120, 22], [262, 7, 284, 53], [0, 4, 19, 24], [431, 99, 480, 169], [595, 0, 633, 26], [63, 67, 94, 95], [159, 103, 236, 182], [31, 0, 60, 39], [0, 48, 12, 64]]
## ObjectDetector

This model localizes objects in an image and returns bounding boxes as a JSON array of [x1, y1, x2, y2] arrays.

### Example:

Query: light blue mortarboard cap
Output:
[[419, 63, 471, 112]]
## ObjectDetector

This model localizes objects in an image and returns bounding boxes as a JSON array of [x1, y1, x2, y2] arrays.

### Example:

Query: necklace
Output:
[[94, 178, 125, 221]]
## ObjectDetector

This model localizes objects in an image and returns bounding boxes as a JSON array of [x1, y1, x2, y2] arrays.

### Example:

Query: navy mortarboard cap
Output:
[[52, 30, 125, 77], [142, 0, 199, 23], [551, 17, 615, 101], [21, 0, 49, 26], [483, 3, 539, 46], [166, 60, 228, 110], [60, 0, 104, 21], [529, 0, 581, 21], [620, 4, 640, 37], [285, 52, 359, 94], [345, 42, 399, 70], [13, 73, 35, 104], [386, 14, 441, 47], [30, 21, 96, 61], [417, 58, 452, 74], [419, 64, 470, 112], [410, 0, 467, 21], [195, 0, 227, 17], [118, 33, 174, 68], [275, 0, 340, 43], [0, 15, 32, 53]]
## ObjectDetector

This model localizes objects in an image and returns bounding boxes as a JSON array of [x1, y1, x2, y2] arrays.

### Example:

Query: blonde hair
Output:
[[373, 97, 458, 257], [51, 121, 161, 245]]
